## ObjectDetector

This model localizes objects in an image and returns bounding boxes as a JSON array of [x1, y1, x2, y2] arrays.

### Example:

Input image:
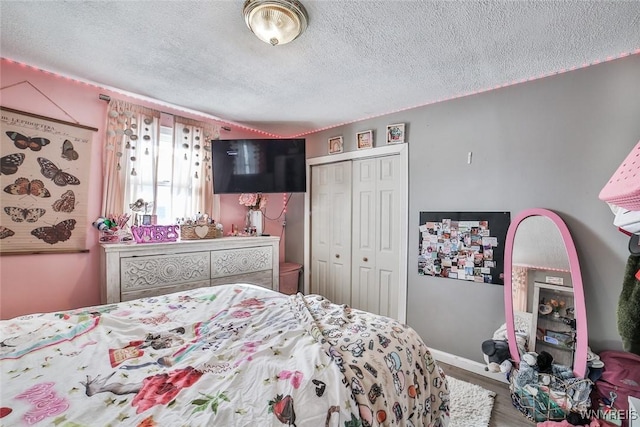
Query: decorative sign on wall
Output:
[[0, 107, 97, 254], [386, 123, 405, 144], [328, 136, 343, 154], [356, 130, 373, 150], [418, 211, 511, 285]]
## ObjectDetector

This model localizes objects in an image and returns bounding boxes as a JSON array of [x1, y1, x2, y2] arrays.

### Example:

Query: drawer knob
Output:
[[363, 257, 368, 262], [335, 254, 340, 258]]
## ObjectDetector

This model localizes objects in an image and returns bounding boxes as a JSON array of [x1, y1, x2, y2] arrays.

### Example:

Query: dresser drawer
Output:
[[120, 251, 211, 292], [210, 246, 272, 278], [211, 270, 273, 288], [101, 236, 280, 303]]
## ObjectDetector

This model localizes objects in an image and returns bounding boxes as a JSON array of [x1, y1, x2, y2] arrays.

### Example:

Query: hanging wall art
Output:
[[0, 107, 97, 254], [418, 211, 511, 285], [357, 130, 373, 150], [328, 136, 343, 154], [386, 123, 405, 144]]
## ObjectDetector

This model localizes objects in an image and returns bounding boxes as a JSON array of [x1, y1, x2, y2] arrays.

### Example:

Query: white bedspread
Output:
[[0, 284, 449, 426]]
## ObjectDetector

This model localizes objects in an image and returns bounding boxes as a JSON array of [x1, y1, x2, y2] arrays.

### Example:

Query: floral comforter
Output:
[[0, 284, 449, 426]]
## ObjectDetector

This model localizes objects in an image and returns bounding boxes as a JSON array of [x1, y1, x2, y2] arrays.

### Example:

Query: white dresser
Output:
[[100, 236, 280, 303]]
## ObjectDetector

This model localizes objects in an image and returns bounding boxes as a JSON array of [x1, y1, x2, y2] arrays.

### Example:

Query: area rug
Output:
[[448, 376, 497, 427]]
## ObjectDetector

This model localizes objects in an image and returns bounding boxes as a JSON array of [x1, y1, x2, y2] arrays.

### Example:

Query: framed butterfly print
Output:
[[0, 106, 97, 254]]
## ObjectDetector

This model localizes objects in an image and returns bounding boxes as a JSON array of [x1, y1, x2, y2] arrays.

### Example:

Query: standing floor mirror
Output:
[[504, 208, 588, 377]]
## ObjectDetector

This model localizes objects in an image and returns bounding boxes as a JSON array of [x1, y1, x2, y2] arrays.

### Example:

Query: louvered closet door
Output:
[[351, 155, 402, 318], [310, 161, 352, 305]]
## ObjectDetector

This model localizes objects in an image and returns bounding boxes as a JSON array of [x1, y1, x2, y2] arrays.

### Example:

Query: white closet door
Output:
[[351, 158, 377, 312], [310, 161, 352, 305], [352, 155, 402, 318]]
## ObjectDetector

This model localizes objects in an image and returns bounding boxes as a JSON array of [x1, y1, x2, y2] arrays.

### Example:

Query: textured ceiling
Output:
[[1, 1, 639, 137]]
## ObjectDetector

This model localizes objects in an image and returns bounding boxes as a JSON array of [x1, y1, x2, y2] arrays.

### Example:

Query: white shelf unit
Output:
[[530, 281, 576, 368]]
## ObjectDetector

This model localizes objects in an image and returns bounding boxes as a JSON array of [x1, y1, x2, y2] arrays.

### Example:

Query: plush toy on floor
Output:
[[481, 339, 513, 373]]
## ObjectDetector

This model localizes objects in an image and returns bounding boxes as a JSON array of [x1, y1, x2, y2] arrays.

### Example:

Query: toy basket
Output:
[[509, 368, 593, 422]]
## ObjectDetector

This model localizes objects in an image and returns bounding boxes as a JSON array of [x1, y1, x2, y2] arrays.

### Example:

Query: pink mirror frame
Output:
[[504, 208, 588, 378]]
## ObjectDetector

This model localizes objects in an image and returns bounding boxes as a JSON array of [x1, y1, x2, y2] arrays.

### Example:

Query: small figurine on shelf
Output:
[[549, 299, 566, 318], [129, 198, 155, 227]]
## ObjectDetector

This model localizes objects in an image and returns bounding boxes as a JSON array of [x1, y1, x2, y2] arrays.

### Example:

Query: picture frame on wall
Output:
[[328, 136, 343, 154], [386, 123, 406, 144], [356, 130, 373, 150]]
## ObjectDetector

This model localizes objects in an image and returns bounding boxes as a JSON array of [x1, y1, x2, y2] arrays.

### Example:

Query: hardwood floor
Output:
[[438, 362, 535, 427]]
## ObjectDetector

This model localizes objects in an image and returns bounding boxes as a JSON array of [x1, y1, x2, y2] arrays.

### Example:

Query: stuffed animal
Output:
[[481, 339, 512, 373], [537, 350, 554, 373], [491, 320, 530, 357]]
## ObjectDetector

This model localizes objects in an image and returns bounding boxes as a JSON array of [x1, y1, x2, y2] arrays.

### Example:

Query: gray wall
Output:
[[295, 55, 640, 363]]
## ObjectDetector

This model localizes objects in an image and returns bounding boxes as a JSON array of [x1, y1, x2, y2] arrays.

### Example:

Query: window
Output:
[[103, 100, 219, 226], [128, 126, 184, 225]]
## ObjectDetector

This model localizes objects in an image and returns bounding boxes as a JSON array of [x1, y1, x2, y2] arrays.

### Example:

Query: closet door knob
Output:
[[335, 254, 340, 258], [363, 257, 368, 262]]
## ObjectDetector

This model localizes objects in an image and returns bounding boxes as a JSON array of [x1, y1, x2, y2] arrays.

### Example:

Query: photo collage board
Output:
[[418, 211, 510, 285]]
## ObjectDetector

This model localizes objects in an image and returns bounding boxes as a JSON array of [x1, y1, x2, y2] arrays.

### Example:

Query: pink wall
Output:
[[0, 60, 285, 319], [0, 61, 105, 319], [219, 194, 287, 251]]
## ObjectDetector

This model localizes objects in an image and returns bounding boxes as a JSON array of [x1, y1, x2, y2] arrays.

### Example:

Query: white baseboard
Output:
[[429, 348, 509, 384]]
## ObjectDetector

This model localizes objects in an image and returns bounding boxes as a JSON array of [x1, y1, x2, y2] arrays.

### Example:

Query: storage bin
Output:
[[279, 262, 302, 295], [180, 224, 223, 240], [510, 367, 593, 423]]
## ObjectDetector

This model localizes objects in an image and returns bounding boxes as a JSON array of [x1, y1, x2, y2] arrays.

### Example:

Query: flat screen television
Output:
[[211, 138, 306, 194]]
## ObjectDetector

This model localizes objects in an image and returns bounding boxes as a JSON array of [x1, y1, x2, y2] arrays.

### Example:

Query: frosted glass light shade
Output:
[[243, 0, 308, 46]]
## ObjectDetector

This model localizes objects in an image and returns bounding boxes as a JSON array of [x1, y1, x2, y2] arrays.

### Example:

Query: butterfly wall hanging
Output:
[[4, 207, 46, 223], [0, 226, 15, 240], [0, 153, 25, 175], [52, 190, 76, 213], [1, 106, 96, 253], [37, 157, 80, 186], [5, 131, 50, 151], [3, 177, 51, 198], [61, 139, 79, 161], [31, 219, 76, 245]]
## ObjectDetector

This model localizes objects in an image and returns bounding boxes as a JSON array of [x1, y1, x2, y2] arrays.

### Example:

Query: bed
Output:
[[0, 284, 450, 426]]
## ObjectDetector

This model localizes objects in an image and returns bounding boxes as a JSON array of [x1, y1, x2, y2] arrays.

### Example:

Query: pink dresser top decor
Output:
[[131, 225, 179, 243]]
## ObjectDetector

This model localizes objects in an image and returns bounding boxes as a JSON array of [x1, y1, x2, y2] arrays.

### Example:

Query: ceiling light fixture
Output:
[[243, 0, 308, 46]]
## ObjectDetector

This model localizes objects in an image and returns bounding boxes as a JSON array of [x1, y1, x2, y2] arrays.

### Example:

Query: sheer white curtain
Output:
[[512, 265, 529, 312], [102, 99, 160, 217], [167, 117, 219, 222], [102, 99, 220, 224]]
